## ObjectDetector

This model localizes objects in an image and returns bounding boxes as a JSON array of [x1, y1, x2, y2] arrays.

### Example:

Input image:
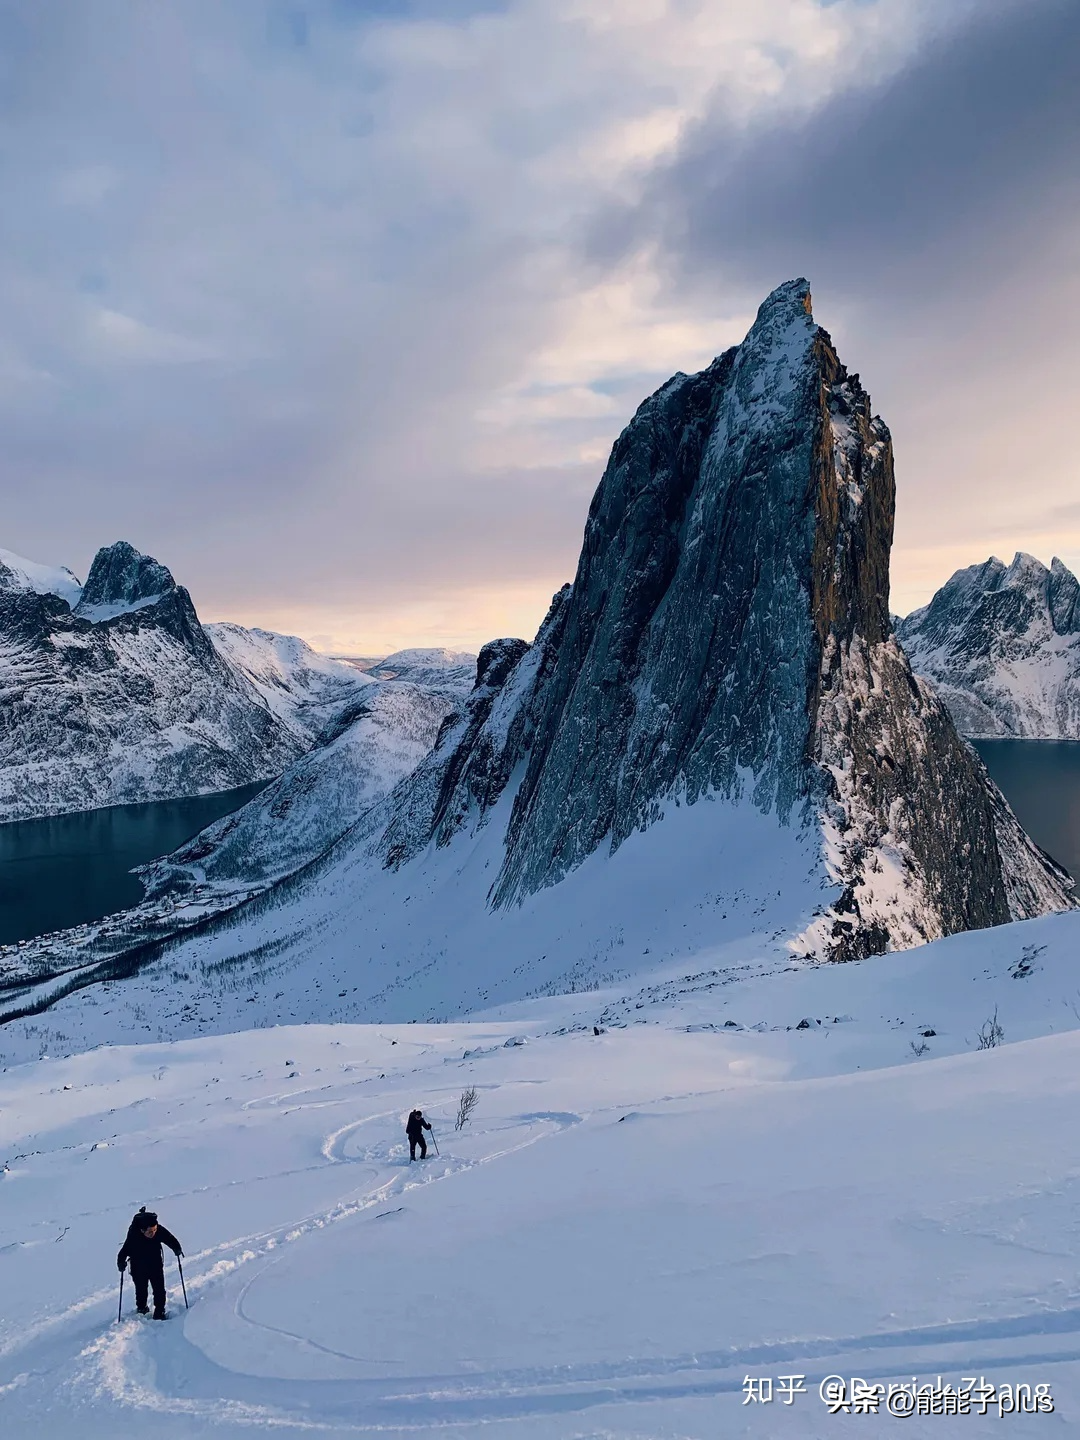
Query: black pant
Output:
[[133, 1268, 167, 1316], [409, 1134, 427, 1160]]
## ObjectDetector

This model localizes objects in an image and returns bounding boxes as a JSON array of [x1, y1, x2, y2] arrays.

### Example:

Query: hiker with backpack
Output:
[[117, 1206, 184, 1319], [406, 1108, 433, 1161]]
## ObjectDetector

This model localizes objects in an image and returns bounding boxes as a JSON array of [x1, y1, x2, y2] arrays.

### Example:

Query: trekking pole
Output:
[[177, 1255, 189, 1310], [429, 1127, 440, 1157], [117, 1267, 125, 1323]]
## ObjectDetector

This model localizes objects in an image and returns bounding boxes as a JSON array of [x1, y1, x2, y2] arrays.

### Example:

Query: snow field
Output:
[[4, 923, 1080, 1438]]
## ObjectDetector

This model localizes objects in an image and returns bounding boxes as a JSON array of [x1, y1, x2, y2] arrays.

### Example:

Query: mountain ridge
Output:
[[899, 552, 1080, 738], [0, 542, 368, 823]]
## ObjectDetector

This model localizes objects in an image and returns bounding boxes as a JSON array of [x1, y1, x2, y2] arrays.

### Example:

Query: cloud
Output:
[[91, 307, 221, 365], [0, 0, 1074, 646], [614, 0, 1080, 614], [627, 0, 1078, 299]]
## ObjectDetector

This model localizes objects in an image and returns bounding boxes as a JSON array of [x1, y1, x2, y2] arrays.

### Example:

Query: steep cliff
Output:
[[378, 280, 1071, 958]]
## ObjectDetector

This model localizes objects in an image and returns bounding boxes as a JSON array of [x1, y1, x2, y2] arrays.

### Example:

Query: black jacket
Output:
[[117, 1222, 182, 1277], [406, 1110, 432, 1140]]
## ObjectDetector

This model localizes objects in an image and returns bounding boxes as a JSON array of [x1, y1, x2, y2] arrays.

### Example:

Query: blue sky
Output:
[[1, 0, 1077, 652]]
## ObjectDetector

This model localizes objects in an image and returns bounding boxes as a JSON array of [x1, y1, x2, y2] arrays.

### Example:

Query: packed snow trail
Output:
[[4, 952, 1080, 1438]]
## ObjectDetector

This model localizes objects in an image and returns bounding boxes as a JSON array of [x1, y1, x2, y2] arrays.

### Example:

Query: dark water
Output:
[[0, 743, 1075, 948], [974, 740, 1080, 883], [0, 785, 266, 945]]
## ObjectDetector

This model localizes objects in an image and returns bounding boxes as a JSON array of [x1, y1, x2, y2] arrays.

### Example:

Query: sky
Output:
[[1, 0, 1077, 655]]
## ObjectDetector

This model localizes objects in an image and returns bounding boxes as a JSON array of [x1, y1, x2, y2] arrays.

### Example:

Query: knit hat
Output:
[[133, 1207, 158, 1229]]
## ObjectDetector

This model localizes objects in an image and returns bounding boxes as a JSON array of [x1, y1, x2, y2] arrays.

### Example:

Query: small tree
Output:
[[455, 1085, 479, 1131], [976, 1007, 1004, 1050]]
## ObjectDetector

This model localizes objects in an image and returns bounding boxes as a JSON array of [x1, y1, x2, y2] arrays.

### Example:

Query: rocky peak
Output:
[[898, 552, 1080, 738], [375, 279, 1072, 957], [75, 541, 176, 617], [900, 552, 1080, 654]]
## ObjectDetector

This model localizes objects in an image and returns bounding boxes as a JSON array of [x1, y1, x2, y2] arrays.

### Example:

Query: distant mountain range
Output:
[[0, 541, 473, 826], [898, 553, 1080, 738]]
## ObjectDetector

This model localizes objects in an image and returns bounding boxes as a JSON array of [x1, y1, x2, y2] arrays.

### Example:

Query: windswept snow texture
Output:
[[899, 553, 1080, 738], [3, 911, 1080, 1437]]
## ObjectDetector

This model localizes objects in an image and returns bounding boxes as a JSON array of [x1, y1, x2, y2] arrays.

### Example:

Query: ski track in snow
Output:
[[7, 935, 1080, 1437], [2, 1057, 588, 1434]]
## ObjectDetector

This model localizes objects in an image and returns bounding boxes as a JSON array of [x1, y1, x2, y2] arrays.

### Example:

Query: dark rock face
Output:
[[0, 542, 302, 821], [76, 541, 175, 615], [382, 630, 547, 868], [898, 553, 1080, 737], [377, 280, 1073, 957]]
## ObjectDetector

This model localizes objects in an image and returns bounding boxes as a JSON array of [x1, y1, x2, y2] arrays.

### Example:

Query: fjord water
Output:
[[975, 740, 1080, 884], [0, 784, 266, 944], [0, 744, 1075, 948]]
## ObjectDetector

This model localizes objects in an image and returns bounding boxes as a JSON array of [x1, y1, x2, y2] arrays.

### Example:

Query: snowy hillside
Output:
[[3, 909, 1080, 1436], [206, 623, 372, 745], [898, 553, 1080, 737], [361, 647, 477, 689], [0, 542, 305, 823], [137, 680, 465, 907]]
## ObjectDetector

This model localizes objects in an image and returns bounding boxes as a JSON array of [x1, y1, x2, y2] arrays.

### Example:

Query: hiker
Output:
[[117, 1206, 183, 1319], [406, 1108, 432, 1161]]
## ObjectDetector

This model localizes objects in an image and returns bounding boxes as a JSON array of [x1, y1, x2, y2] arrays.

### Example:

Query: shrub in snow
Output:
[[455, 1086, 479, 1131]]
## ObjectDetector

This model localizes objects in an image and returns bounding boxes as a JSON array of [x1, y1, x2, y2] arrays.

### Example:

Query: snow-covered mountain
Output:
[[0, 542, 338, 823], [364, 280, 1070, 962], [8, 280, 1069, 1041], [360, 647, 477, 689], [897, 553, 1080, 738], [137, 678, 469, 907], [205, 622, 374, 745], [0, 546, 83, 607], [0, 657, 476, 996]]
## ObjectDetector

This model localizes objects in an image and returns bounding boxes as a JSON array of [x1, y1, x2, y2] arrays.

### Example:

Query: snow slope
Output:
[[3, 909, 1080, 1437], [0, 548, 82, 607], [206, 623, 373, 745], [361, 648, 477, 689], [136, 681, 463, 906], [898, 553, 1080, 738]]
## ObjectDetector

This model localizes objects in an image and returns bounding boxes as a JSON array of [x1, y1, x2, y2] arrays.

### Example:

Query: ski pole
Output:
[[177, 1255, 189, 1310], [117, 1267, 125, 1323], [429, 1128, 440, 1157]]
